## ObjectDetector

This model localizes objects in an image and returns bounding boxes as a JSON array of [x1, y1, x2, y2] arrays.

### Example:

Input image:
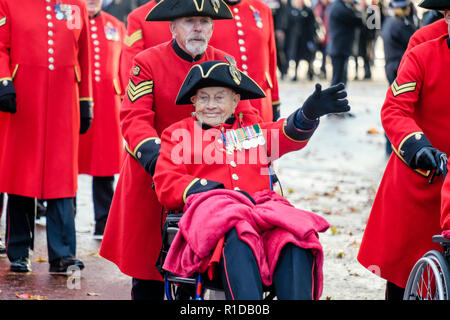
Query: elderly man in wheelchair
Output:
[[152, 59, 350, 300]]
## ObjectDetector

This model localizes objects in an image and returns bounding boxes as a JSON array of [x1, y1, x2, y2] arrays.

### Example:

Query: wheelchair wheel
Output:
[[403, 250, 450, 300]]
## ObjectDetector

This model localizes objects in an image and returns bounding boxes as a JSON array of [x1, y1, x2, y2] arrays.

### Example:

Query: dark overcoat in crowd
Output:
[[326, 0, 363, 57], [102, 0, 138, 25], [286, 5, 317, 63], [381, 15, 416, 84]]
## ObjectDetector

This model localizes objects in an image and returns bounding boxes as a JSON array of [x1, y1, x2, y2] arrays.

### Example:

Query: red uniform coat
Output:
[[358, 35, 450, 288], [209, 0, 279, 122], [78, 12, 126, 176], [154, 116, 314, 210], [0, 0, 92, 199], [119, 1, 171, 86], [406, 18, 447, 51], [99, 41, 262, 281]]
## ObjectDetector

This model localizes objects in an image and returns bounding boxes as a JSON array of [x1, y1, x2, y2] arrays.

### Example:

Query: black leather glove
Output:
[[301, 83, 350, 120], [0, 94, 17, 114], [79, 100, 93, 134], [272, 104, 280, 121], [236, 190, 256, 205], [414, 147, 447, 183]]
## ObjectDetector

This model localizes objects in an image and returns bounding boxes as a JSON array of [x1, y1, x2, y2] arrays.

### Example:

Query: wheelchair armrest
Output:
[[163, 212, 183, 247], [432, 235, 450, 245]]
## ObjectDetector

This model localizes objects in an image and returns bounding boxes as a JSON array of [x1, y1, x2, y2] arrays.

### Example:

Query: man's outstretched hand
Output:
[[301, 83, 350, 120]]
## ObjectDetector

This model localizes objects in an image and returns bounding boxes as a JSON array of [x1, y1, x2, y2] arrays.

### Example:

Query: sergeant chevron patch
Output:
[[391, 80, 417, 97], [124, 29, 143, 47], [0, 17, 6, 27], [127, 79, 153, 102]]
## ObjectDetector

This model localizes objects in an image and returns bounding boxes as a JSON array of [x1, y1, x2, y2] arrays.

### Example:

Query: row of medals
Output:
[[222, 125, 266, 154], [55, 3, 72, 21]]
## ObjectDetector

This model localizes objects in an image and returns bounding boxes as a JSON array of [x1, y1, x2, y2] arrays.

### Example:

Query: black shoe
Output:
[[10, 257, 32, 272], [49, 257, 85, 273], [93, 217, 107, 240]]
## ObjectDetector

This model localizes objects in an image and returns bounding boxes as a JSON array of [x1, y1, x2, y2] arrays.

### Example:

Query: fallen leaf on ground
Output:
[[36, 257, 47, 263], [15, 293, 30, 299], [87, 292, 100, 296], [367, 127, 380, 134], [88, 252, 101, 258], [29, 295, 47, 300], [330, 226, 342, 235]]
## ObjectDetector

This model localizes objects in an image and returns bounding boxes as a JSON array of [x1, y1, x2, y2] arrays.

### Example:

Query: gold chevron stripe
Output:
[[128, 79, 153, 90], [391, 80, 417, 97], [128, 84, 153, 94], [127, 80, 153, 102], [0, 17, 6, 27], [124, 29, 143, 47]]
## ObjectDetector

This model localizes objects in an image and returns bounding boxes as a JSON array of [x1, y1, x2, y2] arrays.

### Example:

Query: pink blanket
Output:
[[163, 189, 330, 299]]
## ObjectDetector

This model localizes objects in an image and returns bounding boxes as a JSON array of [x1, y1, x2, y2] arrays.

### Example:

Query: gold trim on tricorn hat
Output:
[[225, 56, 242, 85], [175, 58, 266, 105], [146, 0, 233, 21]]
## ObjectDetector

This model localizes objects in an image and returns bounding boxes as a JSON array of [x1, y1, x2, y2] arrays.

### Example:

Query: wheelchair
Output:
[[156, 169, 281, 300], [156, 211, 275, 300], [403, 235, 450, 300]]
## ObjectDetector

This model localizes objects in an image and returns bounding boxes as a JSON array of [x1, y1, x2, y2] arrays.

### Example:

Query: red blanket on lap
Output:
[[162, 189, 329, 299]]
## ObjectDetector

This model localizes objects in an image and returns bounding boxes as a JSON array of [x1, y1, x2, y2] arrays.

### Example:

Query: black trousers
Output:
[[92, 176, 114, 222], [385, 281, 405, 300], [330, 55, 350, 86], [6, 194, 76, 262], [131, 278, 164, 300], [219, 228, 314, 300]]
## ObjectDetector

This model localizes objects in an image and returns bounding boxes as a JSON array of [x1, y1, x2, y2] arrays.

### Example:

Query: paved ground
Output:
[[0, 46, 391, 300]]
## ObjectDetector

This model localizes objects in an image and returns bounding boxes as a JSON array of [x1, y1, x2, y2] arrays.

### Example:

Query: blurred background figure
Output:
[[422, 9, 444, 25], [266, 0, 290, 79], [381, 0, 416, 85], [327, 0, 363, 87], [286, 0, 318, 81], [351, 0, 377, 81], [405, 0, 420, 28], [79, 0, 126, 240], [313, 0, 330, 79], [380, 0, 416, 155], [102, 0, 139, 25]]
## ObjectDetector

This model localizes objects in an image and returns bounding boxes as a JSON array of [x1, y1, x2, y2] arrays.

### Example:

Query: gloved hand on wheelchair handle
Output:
[[0, 93, 17, 114], [413, 146, 447, 184], [442, 230, 450, 239]]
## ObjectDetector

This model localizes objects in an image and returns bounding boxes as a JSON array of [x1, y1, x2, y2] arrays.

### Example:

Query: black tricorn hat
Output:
[[175, 57, 266, 105], [418, 0, 450, 10], [146, 0, 234, 21]]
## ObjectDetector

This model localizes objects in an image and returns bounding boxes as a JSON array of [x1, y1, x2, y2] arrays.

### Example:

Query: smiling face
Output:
[[191, 87, 240, 127], [170, 16, 214, 58]]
